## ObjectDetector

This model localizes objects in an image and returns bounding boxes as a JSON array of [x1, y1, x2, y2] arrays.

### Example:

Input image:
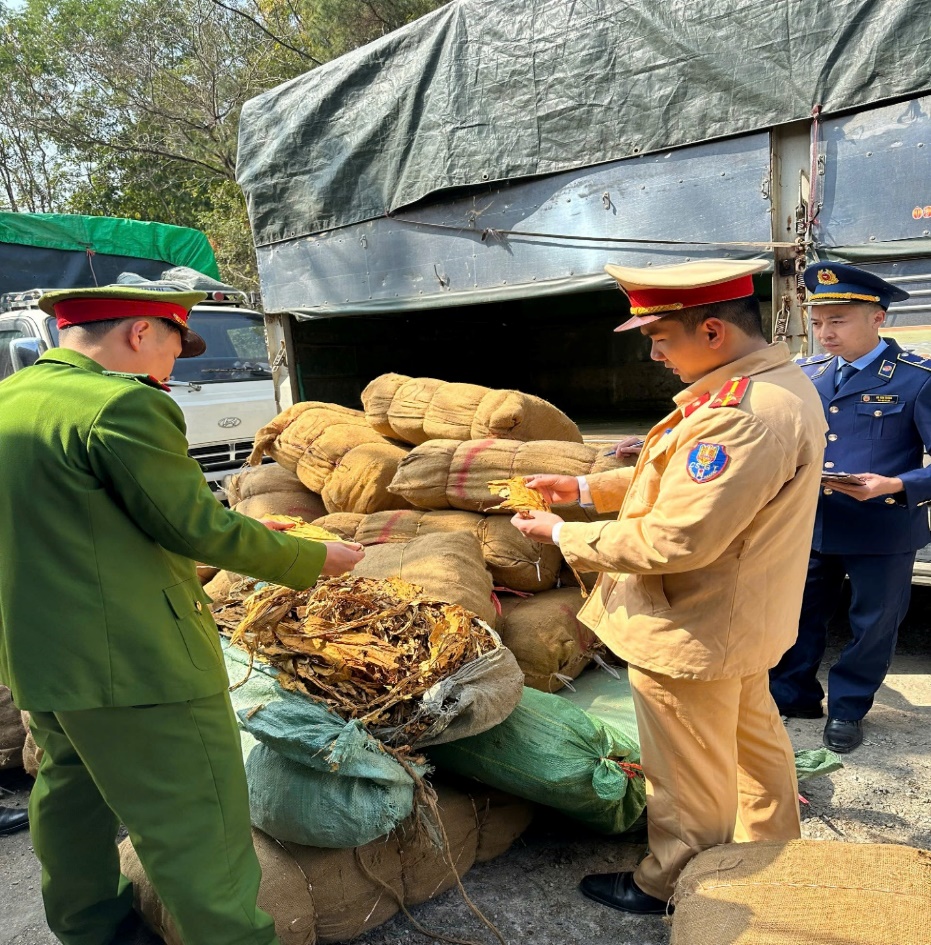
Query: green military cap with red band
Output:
[[38, 280, 208, 358]]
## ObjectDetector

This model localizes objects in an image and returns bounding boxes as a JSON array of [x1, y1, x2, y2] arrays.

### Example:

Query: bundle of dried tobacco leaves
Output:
[[486, 477, 549, 514], [227, 576, 500, 743]]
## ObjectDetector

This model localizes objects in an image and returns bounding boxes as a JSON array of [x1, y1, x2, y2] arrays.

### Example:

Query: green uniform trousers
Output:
[[28, 691, 279, 945]]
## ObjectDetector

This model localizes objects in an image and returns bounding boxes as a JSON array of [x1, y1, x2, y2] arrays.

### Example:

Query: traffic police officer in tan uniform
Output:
[[512, 260, 826, 914], [0, 278, 364, 945], [770, 262, 931, 753]]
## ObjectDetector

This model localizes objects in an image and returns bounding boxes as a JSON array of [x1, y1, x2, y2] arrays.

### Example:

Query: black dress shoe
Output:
[[580, 870, 671, 915], [823, 718, 863, 753], [778, 703, 824, 720], [0, 806, 29, 836]]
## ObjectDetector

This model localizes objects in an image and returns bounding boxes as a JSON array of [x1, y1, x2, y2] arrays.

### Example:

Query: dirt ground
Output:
[[2, 592, 929, 945]]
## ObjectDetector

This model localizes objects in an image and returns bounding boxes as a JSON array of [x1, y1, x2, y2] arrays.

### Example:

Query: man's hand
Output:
[[259, 518, 295, 531], [510, 511, 566, 544], [828, 472, 904, 502], [320, 541, 365, 575], [523, 474, 580, 505], [613, 436, 645, 458]]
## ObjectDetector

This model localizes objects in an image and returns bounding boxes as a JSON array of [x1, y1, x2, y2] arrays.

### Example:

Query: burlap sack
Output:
[[311, 512, 365, 540], [204, 570, 250, 602], [671, 840, 931, 945], [195, 564, 220, 587], [352, 532, 497, 626], [227, 462, 328, 521], [0, 686, 25, 769], [248, 401, 370, 471], [120, 785, 533, 945], [246, 402, 412, 515], [315, 509, 560, 593], [387, 438, 623, 518], [496, 588, 595, 692], [320, 441, 413, 515], [20, 711, 41, 778], [362, 374, 583, 445], [235, 491, 329, 522], [226, 462, 310, 506]]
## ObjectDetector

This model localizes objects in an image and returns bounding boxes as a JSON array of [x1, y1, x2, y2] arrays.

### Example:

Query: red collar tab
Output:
[[709, 376, 751, 409], [627, 274, 756, 316], [147, 375, 172, 392], [684, 392, 711, 417], [54, 298, 190, 331]]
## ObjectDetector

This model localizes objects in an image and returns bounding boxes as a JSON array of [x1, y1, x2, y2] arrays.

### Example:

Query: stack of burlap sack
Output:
[[147, 374, 653, 942], [225, 373, 630, 693]]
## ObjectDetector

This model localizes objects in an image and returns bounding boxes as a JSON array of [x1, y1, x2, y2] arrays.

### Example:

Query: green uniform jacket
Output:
[[0, 349, 326, 712]]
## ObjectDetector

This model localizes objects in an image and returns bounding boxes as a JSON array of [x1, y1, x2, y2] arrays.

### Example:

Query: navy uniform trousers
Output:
[[770, 550, 914, 719], [770, 338, 931, 721]]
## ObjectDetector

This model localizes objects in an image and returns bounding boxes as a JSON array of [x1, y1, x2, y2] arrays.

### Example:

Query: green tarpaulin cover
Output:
[[237, 0, 931, 245], [0, 212, 219, 279]]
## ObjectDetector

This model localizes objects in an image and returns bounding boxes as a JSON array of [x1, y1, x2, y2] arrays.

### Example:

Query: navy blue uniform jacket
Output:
[[799, 337, 931, 555]]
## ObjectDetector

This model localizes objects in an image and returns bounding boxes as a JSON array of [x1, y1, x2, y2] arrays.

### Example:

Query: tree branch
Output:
[[205, 0, 323, 65]]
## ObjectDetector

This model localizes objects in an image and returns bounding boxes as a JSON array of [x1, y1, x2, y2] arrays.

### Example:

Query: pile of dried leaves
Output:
[[226, 576, 499, 744]]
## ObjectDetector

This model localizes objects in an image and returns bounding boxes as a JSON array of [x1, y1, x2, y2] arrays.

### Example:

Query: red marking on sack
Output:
[[374, 510, 408, 544], [452, 438, 495, 498]]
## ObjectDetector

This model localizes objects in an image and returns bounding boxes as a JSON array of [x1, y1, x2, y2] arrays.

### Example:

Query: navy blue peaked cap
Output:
[[803, 262, 909, 308]]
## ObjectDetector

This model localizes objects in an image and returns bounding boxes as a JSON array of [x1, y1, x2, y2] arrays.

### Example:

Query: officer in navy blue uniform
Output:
[[769, 262, 931, 752]]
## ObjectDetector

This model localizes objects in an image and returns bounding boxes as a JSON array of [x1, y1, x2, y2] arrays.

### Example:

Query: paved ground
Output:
[[2, 590, 929, 945]]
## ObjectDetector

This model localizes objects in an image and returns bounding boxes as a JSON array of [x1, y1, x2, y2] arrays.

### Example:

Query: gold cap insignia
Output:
[[817, 269, 840, 285]]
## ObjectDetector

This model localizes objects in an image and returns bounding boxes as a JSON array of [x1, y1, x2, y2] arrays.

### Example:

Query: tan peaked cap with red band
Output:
[[38, 282, 208, 358], [606, 259, 769, 332]]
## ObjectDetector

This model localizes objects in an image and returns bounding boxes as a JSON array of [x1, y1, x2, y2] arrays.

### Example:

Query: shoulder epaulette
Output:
[[796, 353, 832, 366], [896, 352, 931, 372], [708, 376, 751, 409], [102, 371, 171, 392]]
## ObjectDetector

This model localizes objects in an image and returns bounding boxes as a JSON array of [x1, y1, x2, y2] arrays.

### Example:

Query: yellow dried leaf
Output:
[[486, 477, 550, 513], [260, 515, 354, 543]]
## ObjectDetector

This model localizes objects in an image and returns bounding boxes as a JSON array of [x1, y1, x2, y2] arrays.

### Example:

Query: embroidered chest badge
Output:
[[687, 442, 730, 483]]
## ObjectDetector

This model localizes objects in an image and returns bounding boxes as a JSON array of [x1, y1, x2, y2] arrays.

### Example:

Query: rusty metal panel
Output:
[[815, 94, 931, 249], [257, 132, 772, 316]]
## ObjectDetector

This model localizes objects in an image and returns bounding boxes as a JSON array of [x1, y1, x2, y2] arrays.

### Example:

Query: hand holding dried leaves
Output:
[[260, 515, 355, 542], [486, 477, 550, 514], [228, 576, 499, 744]]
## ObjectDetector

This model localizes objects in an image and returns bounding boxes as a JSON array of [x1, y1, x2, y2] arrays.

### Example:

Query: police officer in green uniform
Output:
[[0, 278, 365, 945]]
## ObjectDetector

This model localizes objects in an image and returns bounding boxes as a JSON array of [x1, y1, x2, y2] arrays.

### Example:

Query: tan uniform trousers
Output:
[[628, 665, 801, 901]]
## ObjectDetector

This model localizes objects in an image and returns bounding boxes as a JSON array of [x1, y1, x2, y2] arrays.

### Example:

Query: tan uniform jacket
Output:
[[559, 343, 827, 680]]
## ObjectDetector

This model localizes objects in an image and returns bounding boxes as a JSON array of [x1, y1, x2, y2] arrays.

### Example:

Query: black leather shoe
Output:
[[823, 718, 863, 753], [579, 871, 671, 915], [0, 806, 29, 836], [778, 703, 824, 720]]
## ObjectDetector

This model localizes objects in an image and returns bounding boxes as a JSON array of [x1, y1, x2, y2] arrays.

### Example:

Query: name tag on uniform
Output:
[[861, 394, 899, 404]]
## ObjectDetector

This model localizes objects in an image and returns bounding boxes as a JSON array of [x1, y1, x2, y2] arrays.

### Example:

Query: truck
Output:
[[0, 212, 278, 494], [235, 0, 931, 573]]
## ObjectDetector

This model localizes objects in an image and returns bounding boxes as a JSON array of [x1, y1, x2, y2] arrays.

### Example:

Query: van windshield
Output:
[[46, 308, 272, 384], [171, 309, 271, 384]]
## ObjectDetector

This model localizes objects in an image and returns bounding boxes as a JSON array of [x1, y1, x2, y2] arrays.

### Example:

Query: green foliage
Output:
[[0, 0, 449, 288]]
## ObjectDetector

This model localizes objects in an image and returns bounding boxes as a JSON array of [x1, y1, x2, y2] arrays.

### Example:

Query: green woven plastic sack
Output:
[[562, 667, 844, 782], [426, 685, 645, 834], [224, 641, 425, 848]]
